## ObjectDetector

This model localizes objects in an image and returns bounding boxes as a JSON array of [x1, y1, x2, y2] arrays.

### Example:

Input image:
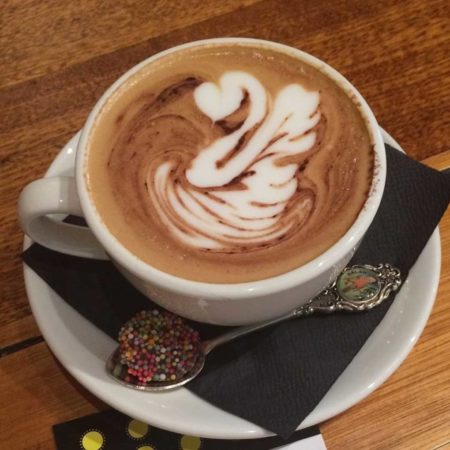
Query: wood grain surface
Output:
[[0, 0, 449, 448]]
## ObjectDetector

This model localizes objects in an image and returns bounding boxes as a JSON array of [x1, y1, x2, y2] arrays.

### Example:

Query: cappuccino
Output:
[[87, 43, 373, 283]]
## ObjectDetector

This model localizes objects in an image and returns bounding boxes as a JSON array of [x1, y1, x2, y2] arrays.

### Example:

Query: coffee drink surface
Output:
[[87, 43, 374, 283]]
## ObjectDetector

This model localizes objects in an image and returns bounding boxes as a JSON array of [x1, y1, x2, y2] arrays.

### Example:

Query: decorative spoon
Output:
[[106, 263, 401, 392]]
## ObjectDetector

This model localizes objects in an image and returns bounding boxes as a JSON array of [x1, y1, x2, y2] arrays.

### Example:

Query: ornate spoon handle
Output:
[[202, 264, 402, 355]]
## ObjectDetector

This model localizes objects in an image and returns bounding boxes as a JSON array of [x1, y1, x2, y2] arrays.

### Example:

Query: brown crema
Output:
[[87, 43, 374, 283]]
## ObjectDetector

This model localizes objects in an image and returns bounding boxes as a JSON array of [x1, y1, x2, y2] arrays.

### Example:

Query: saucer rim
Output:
[[22, 128, 441, 439]]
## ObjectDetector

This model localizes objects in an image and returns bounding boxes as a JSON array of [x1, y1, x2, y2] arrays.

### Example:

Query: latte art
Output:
[[87, 43, 374, 283], [150, 71, 321, 251]]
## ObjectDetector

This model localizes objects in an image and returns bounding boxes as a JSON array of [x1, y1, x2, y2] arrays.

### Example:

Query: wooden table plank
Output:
[[0, 0, 261, 88], [0, 342, 107, 449], [0, 315, 41, 353]]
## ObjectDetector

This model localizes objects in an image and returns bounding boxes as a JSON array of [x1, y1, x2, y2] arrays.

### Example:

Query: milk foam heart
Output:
[[193, 72, 247, 122]]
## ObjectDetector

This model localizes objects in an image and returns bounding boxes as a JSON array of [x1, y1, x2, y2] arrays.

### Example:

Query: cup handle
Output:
[[18, 176, 108, 260]]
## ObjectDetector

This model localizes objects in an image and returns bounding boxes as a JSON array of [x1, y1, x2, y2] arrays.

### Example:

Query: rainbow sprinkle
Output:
[[118, 309, 201, 385]]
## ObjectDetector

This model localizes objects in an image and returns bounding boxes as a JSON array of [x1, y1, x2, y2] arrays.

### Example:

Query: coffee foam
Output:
[[151, 71, 321, 251], [87, 43, 374, 283]]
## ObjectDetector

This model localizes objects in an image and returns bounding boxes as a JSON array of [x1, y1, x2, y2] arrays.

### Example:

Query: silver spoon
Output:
[[106, 263, 401, 392]]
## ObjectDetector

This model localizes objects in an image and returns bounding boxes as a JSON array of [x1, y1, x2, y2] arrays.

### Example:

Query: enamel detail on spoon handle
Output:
[[296, 264, 402, 316]]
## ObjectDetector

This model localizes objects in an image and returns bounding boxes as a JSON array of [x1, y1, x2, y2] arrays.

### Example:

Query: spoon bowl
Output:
[[106, 346, 206, 392]]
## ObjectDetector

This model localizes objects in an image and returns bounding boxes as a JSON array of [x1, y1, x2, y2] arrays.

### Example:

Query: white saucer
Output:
[[23, 129, 441, 439]]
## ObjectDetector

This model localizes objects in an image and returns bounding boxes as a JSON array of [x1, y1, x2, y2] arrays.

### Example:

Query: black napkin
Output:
[[23, 145, 450, 438], [53, 409, 323, 449]]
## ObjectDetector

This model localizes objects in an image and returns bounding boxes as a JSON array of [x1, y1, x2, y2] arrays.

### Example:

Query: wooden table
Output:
[[1, 1, 449, 448]]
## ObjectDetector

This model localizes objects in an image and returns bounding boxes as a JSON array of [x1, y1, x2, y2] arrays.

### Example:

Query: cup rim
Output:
[[76, 37, 386, 299]]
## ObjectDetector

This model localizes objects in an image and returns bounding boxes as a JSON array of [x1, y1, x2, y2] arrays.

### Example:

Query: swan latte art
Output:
[[87, 43, 374, 283]]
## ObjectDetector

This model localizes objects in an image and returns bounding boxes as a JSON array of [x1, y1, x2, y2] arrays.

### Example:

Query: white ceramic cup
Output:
[[18, 38, 386, 325]]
